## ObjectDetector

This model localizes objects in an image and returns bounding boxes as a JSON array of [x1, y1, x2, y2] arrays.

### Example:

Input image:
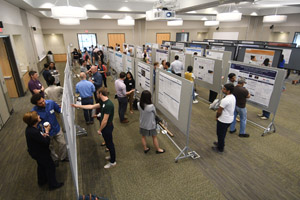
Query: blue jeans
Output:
[[230, 106, 247, 134], [192, 86, 195, 100], [262, 110, 270, 118], [117, 97, 128, 121], [81, 97, 94, 122]]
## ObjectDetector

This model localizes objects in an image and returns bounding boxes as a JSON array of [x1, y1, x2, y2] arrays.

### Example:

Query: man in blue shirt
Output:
[[89, 65, 102, 102], [31, 93, 68, 163], [76, 72, 96, 124]]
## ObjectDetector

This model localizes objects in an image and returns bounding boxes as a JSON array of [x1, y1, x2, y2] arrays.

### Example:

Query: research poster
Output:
[[114, 52, 123, 73], [211, 46, 225, 51], [152, 43, 159, 49], [137, 61, 151, 91], [193, 57, 215, 84], [184, 47, 202, 55], [156, 49, 169, 63], [158, 72, 182, 120], [244, 48, 275, 66], [174, 52, 186, 68], [136, 46, 143, 59], [230, 63, 277, 107], [128, 44, 135, 57], [272, 48, 292, 64], [108, 50, 115, 68], [206, 50, 224, 60], [175, 42, 185, 50], [125, 56, 133, 75]]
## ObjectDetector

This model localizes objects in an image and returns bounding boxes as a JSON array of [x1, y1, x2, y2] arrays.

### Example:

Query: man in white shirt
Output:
[[212, 83, 236, 153], [44, 76, 63, 106], [170, 55, 183, 77]]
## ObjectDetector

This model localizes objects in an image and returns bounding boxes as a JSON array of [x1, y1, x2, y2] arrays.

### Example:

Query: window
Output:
[[77, 33, 97, 52], [176, 32, 189, 42], [293, 32, 300, 47]]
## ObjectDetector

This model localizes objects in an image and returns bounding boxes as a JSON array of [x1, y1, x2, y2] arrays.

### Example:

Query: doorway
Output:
[[108, 33, 125, 52], [0, 37, 24, 98], [77, 33, 97, 52], [156, 33, 170, 45], [176, 32, 189, 42]]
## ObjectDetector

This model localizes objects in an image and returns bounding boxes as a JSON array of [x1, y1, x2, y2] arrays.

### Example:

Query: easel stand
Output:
[[247, 110, 277, 136]]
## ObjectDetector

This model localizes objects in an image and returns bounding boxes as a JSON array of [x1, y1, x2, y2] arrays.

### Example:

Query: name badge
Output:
[[50, 109, 55, 114], [129, 83, 132, 85], [103, 104, 105, 108], [39, 84, 41, 86], [92, 77, 94, 80]]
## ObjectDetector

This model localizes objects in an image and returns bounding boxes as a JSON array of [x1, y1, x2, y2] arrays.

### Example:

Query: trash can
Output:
[[47, 51, 54, 63]]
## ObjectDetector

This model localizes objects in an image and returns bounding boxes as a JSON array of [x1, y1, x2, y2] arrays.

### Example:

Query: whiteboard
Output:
[[33, 33, 46, 61], [213, 32, 239, 40]]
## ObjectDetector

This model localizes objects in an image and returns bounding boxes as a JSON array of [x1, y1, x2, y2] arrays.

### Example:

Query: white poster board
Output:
[[229, 63, 277, 107], [114, 52, 123, 73], [152, 43, 159, 49], [243, 48, 275, 66], [125, 55, 134, 75], [173, 51, 186, 69], [211, 46, 225, 51], [108, 49, 115, 68], [156, 49, 169, 63], [136, 46, 143, 59], [158, 72, 182, 120], [271, 48, 292, 64], [206, 49, 224, 60], [193, 57, 215, 84], [184, 47, 203, 56], [137, 61, 151, 91], [213, 32, 239, 40]]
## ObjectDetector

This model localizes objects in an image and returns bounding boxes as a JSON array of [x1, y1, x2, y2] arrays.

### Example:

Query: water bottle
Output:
[[156, 124, 160, 134]]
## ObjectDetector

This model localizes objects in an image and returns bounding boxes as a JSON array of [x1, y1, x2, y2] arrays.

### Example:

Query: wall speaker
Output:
[[270, 25, 274, 30], [32, 27, 36, 31]]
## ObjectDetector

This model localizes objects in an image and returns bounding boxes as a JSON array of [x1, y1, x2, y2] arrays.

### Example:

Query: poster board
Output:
[[184, 47, 204, 56], [192, 56, 223, 93], [155, 49, 169, 63], [266, 46, 300, 70], [170, 51, 192, 74], [114, 52, 123, 73], [229, 61, 286, 112], [61, 60, 79, 198], [135, 59, 154, 94], [128, 44, 135, 57], [108, 49, 115, 69], [236, 47, 282, 67], [155, 69, 193, 135], [210, 45, 237, 60]]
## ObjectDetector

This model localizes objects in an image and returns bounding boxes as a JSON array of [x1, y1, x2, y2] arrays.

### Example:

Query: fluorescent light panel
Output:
[[59, 18, 80, 25], [51, 6, 87, 19], [167, 20, 183, 26], [204, 20, 219, 26], [216, 12, 242, 22], [263, 15, 287, 23], [118, 19, 135, 26]]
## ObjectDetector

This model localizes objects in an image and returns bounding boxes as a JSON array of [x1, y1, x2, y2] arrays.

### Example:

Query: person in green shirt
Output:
[[71, 87, 116, 169]]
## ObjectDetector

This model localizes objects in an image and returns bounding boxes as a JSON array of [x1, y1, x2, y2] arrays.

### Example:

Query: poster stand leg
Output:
[[76, 124, 87, 136]]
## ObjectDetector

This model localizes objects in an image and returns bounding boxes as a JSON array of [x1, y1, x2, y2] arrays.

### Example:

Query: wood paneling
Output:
[[108, 33, 125, 52], [0, 38, 18, 98], [54, 54, 67, 62], [22, 71, 30, 91], [156, 33, 171, 45]]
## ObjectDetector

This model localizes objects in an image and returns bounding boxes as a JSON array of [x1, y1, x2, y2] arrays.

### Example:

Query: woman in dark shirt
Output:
[[23, 111, 63, 190], [97, 60, 107, 87], [124, 72, 135, 114]]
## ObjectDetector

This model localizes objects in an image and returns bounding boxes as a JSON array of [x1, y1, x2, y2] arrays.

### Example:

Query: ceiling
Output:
[[4, 0, 300, 21]]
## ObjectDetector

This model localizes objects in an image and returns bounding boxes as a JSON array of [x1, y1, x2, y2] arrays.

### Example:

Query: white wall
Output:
[[44, 34, 66, 54], [0, 0, 22, 26]]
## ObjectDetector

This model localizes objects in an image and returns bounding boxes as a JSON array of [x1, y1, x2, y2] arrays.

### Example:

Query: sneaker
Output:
[[105, 156, 111, 161], [260, 116, 268, 120], [211, 146, 223, 153], [104, 162, 116, 169], [257, 113, 263, 117], [193, 100, 199, 104], [238, 133, 250, 138], [229, 129, 236, 134]]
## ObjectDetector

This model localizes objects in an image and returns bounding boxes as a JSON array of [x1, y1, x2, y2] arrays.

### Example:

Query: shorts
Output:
[[140, 128, 157, 136]]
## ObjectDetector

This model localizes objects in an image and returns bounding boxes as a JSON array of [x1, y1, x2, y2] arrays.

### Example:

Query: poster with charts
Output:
[[158, 72, 182, 120], [114, 52, 123, 73], [174, 51, 186, 68], [184, 47, 202, 55], [193, 57, 215, 84], [244, 48, 275, 66], [156, 49, 169, 63], [136, 46, 143, 59], [108, 50, 115, 68], [137, 62, 151, 91], [206, 50, 224, 60], [125, 56, 133, 75], [211, 46, 225, 51], [229, 63, 277, 107]]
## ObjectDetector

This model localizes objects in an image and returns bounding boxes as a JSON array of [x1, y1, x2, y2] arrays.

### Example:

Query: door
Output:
[[156, 33, 170, 45], [108, 33, 125, 52], [0, 38, 18, 98]]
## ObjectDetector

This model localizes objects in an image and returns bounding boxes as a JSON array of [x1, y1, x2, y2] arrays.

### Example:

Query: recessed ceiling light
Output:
[[186, 11, 197, 14], [119, 7, 131, 11], [84, 4, 97, 10], [250, 12, 258, 16], [201, 17, 208, 21], [102, 15, 111, 19]]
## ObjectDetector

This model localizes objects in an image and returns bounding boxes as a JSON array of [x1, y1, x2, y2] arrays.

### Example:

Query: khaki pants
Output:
[[49, 130, 67, 161], [127, 92, 134, 111]]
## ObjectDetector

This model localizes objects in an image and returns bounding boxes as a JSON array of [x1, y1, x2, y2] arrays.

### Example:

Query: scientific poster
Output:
[[137, 61, 151, 91], [175, 42, 185, 50], [230, 63, 277, 107], [114, 52, 123, 73], [156, 49, 169, 63], [125, 55, 133, 75], [193, 57, 215, 84], [108, 49, 115, 68], [211, 46, 225, 51], [174, 52, 185, 68], [243, 48, 275, 66], [158, 72, 182, 120], [272, 48, 292, 64], [152, 43, 159, 49], [184, 47, 202, 55], [136, 46, 143, 59], [206, 50, 224, 60]]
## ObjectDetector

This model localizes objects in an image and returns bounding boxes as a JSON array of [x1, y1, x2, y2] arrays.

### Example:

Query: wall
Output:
[[43, 34, 66, 54]]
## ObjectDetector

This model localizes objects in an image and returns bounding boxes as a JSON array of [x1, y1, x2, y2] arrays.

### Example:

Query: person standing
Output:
[[89, 66, 103, 102], [28, 71, 45, 96], [31, 94, 68, 164], [229, 78, 250, 137], [138, 90, 165, 154], [42, 63, 52, 86], [170, 55, 184, 77], [212, 83, 236, 153], [44, 76, 63, 106], [72, 88, 116, 169], [23, 111, 64, 190], [115, 72, 135, 123], [76, 72, 96, 125], [184, 66, 198, 104], [72, 48, 80, 66], [97, 60, 107, 88], [159, 60, 166, 70], [124, 72, 135, 114]]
